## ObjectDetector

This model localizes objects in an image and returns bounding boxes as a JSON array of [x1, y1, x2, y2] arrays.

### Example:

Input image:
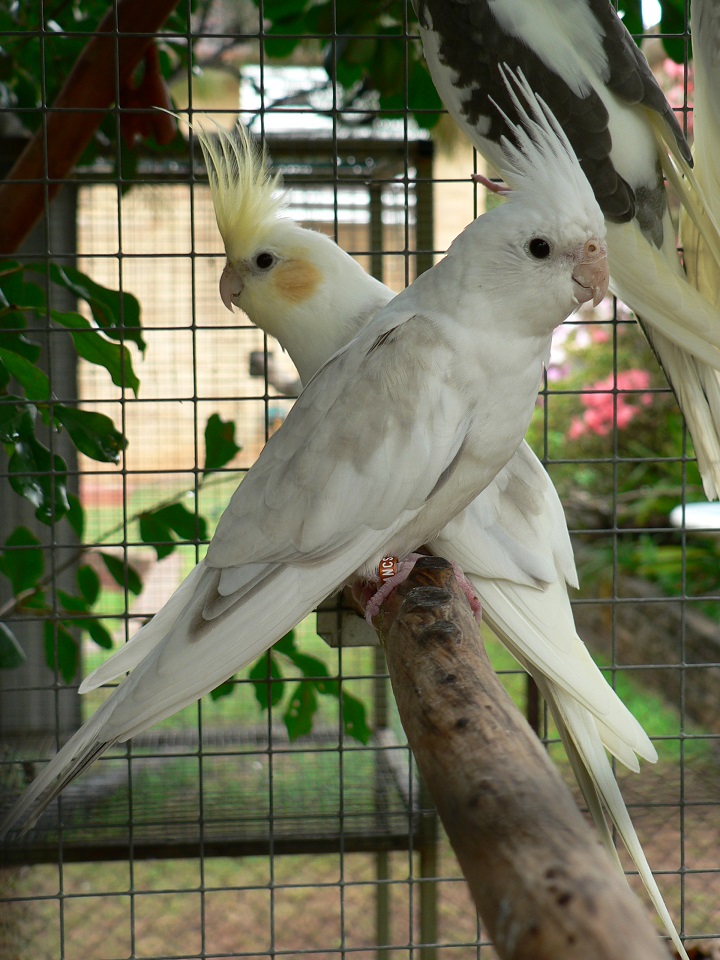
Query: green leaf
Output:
[[249, 652, 285, 711], [48, 264, 145, 352], [283, 647, 330, 679], [210, 678, 237, 700], [659, 0, 689, 63], [139, 510, 176, 560], [51, 310, 140, 395], [340, 690, 371, 744], [0, 267, 47, 311], [8, 435, 69, 523], [316, 681, 371, 744], [66, 493, 85, 539], [99, 552, 143, 595], [152, 502, 207, 542], [0, 312, 41, 363], [0, 622, 26, 669], [617, 0, 644, 37], [0, 346, 50, 400], [139, 502, 205, 559], [284, 680, 318, 740], [0, 397, 35, 444], [58, 589, 89, 614], [54, 405, 126, 463], [203, 413, 241, 474], [77, 564, 100, 604], [43, 621, 79, 683], [85, 619, 114, 650], [0, 526, 44, 594], [273, 630, 296, 655], [407, 57, 444, 128]]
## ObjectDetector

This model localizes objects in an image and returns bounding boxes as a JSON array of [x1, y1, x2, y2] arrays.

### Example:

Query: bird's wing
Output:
[[205, 309, 472, 571], [680, 0, 720, 311], [412, 0, 688, 223], [430, 439, 656, 767], [434, 440, 578, 589], [467, 570, 655, 767], [2, 306, 487, 836]]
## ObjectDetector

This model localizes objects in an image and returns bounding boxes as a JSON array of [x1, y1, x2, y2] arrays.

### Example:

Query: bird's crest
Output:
[[492, 66, 602, 229], [194, 121, 285, 261]]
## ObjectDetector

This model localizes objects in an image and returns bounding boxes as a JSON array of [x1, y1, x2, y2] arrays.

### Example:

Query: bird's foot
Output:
[[471, 172, 511, 195], [448, 560, 482, 622], [362, 554, 481, 624], [364, 553, 425, 623]]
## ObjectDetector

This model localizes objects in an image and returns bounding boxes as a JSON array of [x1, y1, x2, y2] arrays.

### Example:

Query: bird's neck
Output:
[[273, 280, 392, 386]]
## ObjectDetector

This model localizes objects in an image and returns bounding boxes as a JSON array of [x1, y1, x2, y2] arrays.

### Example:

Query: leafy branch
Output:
[[216, 630, 371, 745]]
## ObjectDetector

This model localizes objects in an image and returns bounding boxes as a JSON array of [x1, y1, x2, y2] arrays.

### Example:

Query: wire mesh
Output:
[[0, 2, 718, 959]]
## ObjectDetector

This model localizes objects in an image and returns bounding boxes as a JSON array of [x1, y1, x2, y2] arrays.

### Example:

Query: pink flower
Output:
[[567, 417, 586, 440], [566, 367, 653, 440]]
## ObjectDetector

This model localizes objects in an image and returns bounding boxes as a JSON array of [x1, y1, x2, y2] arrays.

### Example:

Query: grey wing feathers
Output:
[[413, 0, 689, 223]]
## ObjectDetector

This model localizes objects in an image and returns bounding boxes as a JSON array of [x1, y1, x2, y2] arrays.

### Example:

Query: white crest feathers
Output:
[[493, 66, 602, 231]]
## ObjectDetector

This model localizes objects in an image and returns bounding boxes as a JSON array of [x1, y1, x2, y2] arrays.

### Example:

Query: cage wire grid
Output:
[[0, 2, 718, 959]]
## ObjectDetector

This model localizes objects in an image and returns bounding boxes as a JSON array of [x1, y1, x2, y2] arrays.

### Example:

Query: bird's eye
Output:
[[255, 252, 276, 270], [527, 237, 551, 260]]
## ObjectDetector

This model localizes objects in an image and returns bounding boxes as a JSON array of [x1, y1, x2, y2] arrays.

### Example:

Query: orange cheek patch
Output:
[[275, 258, 322, 303]]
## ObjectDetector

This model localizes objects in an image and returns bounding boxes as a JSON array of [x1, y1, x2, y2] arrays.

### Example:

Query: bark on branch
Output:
[[0, 0, 180, 255], [372, 555, 670, 960]]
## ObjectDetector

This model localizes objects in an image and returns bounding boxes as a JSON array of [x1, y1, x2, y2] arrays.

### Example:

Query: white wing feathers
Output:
[[436, 447, 578, 589]]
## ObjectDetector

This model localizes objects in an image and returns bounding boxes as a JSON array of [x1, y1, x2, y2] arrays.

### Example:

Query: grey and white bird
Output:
[[0, 74, 608, 856], [181, 107, 684, 956], [680, 0, 720, 310], [412, 0, 720, 500]]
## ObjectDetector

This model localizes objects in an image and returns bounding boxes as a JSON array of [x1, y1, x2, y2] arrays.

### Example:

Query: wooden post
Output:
[[0, 0, 180, 255], [370, 555, 671, 960]]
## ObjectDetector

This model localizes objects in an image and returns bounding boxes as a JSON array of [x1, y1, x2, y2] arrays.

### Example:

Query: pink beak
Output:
[[220, 261, 243, 312], [571, 240, 609, 307]]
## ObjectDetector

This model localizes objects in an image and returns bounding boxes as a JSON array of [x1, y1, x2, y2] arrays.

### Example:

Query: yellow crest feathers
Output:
[[194, 121, 285, 259]]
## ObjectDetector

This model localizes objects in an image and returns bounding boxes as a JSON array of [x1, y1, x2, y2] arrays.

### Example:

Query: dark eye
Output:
[[528, 237, 551, 260], [255, 252, 275, 270]]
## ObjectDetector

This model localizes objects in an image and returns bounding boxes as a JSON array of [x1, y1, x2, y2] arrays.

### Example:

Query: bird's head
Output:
[[196, 121, 392, 382], [480, 66, 609, 322], [195, 123, 324, 328]]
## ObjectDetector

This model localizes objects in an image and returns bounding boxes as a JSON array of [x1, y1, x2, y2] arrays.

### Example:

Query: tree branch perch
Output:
[[371, 555, 671, 960]]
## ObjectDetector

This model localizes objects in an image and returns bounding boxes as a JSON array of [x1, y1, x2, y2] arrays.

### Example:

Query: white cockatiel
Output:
[[188, 114, 687, 955], [1, 76, 608, 844], [411, 0, 720, 501], [680, 0, 720, 310]]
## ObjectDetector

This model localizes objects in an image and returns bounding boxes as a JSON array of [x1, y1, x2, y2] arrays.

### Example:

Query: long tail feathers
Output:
[[475, 576, 656, 766], [472, 572, 686, 955], [544, 682, 689, 960], [1, 561, 338, 838], [79, 560, 209, 693]]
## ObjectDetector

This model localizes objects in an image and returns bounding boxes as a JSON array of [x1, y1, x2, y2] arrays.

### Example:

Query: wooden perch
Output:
[[372, 555, 670, 960], [0, 0, 180, 255]]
